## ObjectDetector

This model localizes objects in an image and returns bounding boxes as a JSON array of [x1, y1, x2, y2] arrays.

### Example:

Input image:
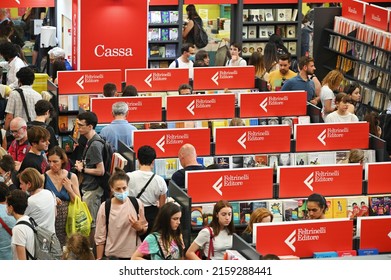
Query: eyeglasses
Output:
[[76, 122, 87, 127], [10, 126, 26, 134]]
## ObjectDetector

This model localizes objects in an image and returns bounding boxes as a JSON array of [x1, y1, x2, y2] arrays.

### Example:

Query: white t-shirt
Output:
[[325, 111, 359, 123], [320, 85, 335, 120], [226, 57, 247, 66], [169, 58, 194, 79], [127, 170, 167, 207], [194, 227, 232, 260], [25, 189, 56, 233], [12, 215, 35, 260]]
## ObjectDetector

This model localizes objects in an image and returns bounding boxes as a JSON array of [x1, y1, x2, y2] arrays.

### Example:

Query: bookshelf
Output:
[[240, 0, 302, 59], [148, 1, 184, 68]]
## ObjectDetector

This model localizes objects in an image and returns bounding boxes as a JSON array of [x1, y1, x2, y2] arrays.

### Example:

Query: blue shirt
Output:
[[0, 204, 16, 260], [281, 74, 315, 101], [99, 120, 137, 151]]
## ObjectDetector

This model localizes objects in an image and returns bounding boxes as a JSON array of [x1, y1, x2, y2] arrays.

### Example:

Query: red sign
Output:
[[77, 0, 147, 74], [90, 97, 162, 123], [0, 0, 54, 7], [133, 128, 210, 158], [295, 122, 369, 152], [244, 0, 297, 3], [215, 126, 291, 155], [278, 164, 363, 198], [239, 91, 307, 118], [187, 168, 273, 203], [193, 66, 255, 90], [166, 94, 235, 121], [358, 216, 391, 253], [342, 0, 367, 23], [150, 0, 178, 5], [366, 162, 391, 195], [365, 5, 389, 32], [125, 69, 189, 92], [57, 70, 122, 94], [255, 219, 353, 258], [185, 0, 237, 3]]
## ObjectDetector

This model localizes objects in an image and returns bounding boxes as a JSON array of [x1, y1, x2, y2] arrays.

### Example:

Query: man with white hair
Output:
[[0, 8, 10, 24], [47, 47, 72, 70], [99, 101, 137, 151], [8, 117, 30, 169]]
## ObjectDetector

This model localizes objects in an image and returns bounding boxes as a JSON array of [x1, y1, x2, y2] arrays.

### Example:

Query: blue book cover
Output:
[[313, 251, 338, 258], [161, 28, 169, 41], [357, 248, 379, 256], [161, 11, 170, 23]]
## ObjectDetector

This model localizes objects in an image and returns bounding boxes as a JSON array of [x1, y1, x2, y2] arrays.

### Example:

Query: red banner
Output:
[[255, 219, 353, 258], [0, 0, 54, 7], [90, 97, 162, 123], [150, 0, 178, 5], [239, 91, 307, 118], [187, 168, 273, 203], [244, 0, 297, 3], [166, 94, 235, 121], [185, 0, 237, 3], [295, 122, 369, 152], [133, 128, 210, 158], [125, 69, 189, 92], [278, 164, 363, 198], [193, 66, 255, 90], [72, 0, 78, 70], [215, 125, 291, 155], [77, 0, 147, 74], [365, 4, 389, 32], [342, 0, 367, 23], [358, 216, 391, 253], [366, 162, 391, 195], [57, 70, 122, 94]]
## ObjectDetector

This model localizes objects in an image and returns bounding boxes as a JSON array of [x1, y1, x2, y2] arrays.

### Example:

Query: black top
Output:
[[171, 165, 205, 188], [185, 17, 203, 45]]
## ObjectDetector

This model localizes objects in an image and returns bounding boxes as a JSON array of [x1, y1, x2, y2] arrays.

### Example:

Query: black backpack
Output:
[[84, 137, 114, 201], [193, 20, 208, 49]]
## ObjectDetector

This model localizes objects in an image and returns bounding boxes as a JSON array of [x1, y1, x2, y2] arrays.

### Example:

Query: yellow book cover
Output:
[[332, 198, 348, 218], [78, 95, 90, 111], [324, 197, 333, 219]]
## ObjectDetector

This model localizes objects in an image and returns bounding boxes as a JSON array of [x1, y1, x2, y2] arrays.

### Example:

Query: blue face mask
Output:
[[114, 191, 129, 202], [189, 54, 195, 62]]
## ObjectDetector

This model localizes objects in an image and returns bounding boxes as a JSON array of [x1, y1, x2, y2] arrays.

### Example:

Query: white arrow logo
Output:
[[238, 132, 247, 149], [144, 74, 152, 88], [212, 176, 223, 196], [76, 76, 85, 90], [388, 231, 391, 239], [304, 172, 314, 191], [15, 0, 21, 4], [156, 136, 165, 152], [211, 72, 219, 86], [260, 97, 268, 112], [187, 100, 195, 116], [318, 129, 327, 146], [285, 230, 296, 252]]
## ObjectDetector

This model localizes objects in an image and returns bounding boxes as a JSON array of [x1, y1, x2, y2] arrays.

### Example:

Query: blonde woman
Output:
[[320, 70, 344, 120]]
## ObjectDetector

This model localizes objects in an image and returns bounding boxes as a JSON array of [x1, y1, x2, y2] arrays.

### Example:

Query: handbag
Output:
[[214, 40, 230, 66], [66, 196, 92, 238], [195, 226, 214, 260]]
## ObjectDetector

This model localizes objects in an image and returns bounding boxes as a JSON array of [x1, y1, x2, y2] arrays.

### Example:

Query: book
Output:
[[294, 153, 308, 166], [68, 95, 78, 111], [165, 44, 176, 58], [150, 61, 159, 68], [58, 96, 68, 112], [268, 200, 283, 222], [154, 158, 179, 179], [159, 61, 169, 68], [266, 25, 275, 37], [369, 196, 385, 215], [242, 26, 248, 39], [169, 28, 178, 41], [255, 154, 268, 167], [251, 201, 268, 210], [161, 11, 169, 23], [58, 116, 68, 132], [243, 155, 256, 168], [347, 196, 369, 219], [61, 135, 73, 153], [264, 9, 274, 21], [258, 26, 269, 38], [149, 45, 160, 57], [288, 42, 297, 56], [279, 153, 292, 166], [158, 46, 166, 58], [67, 116, 76, 133], [169, 11, 179, 23], [110, 152, 128, 174], [78, 95, 90, 111], [276, 9, 286, 22], [268, 154, 280, 171], [197, 156, 214, 168], [191, 205, 204, 226], [275, 25, 286, 38], [285, 9, 293, 22], [332, 198, 348, 218], [231, 202, 240, 224], [286, 25, 296, 38], [248, 26, 257, 39], [283, 199, 299, 221], [291, 9, 298, 21], [239, 202, 252, 224], [250, 9, 260, 22], [160, 28, 169, 41], [149, 28, 160, 41], [150, 11, 161, 24], [232, 156, 244, 169], [214, 156, 230, 169], [243, 9, 249, 22], [307, 151, 336, 165]]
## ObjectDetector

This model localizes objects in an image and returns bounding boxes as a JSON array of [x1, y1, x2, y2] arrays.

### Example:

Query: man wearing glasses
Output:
[[8, 117, 30, 171]]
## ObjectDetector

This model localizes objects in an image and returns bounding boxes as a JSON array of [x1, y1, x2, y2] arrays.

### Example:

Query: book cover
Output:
[[242, 26, 248, 39], [231, 202, 240, 225], [243, 155, 256, 168], [383, 196, 391, 215], [165, 44, 176, 58], [150, 61, 159, 69], [67, 116, 76, 133], [214, 156, 230, 169], [248, 26, 257, 39], [232, 156, 244, 169], [243, 9, 249, 22], [250, 9, 260, 22], [291, 9, 298, 21], [191, 206, 204, 226], [202, 204, 214, 225], [324, 197, 333, 219], [283, 199, 299, 221], [68, 95, 79, 111], [165, 158, 178, 179], [169, 28, 178, 41], [78, 95, 90, 111], [169, 11, 179, 23], [266, 25, 275, 37], [336, 151, 349, 164], [251, 201, 268, 210], [197, 156, 214, 168], [288, 42, 297, 56], [285, 9, 293, 22], [255, 43, 265, 55], [161, 11, 169, 24], [268, 200, 283, 222], [268, 154, 280, 171], [307, 151, 336, 165], [58, 96, 68, 112], [58, 116, 68, 132], [149, 28, 160, 41], [332, 198, 348, 218], [286, 25, 296, 38], [347, 196, 369, 219], [279, 153, 292, 166], [160, 28, 169, 41], [275, 25, 286, 38], [150, 11, 161, 24], [259, 9, 265, 22], [313, 251, 338, 258], [61, 135, 73, 153], [110, 152, 128, 174], [276, 9, 286, 22], [258, 26, 268, 39], [149, 45, 160, 57], [264, 9, 274, 21], [255, 154, 268, 167], [240, 202, 252, 224], [369, 196, 385, 216], [159, 61, 169, 68], [294, 153, 308, 166], [158, 46, 166, 58]]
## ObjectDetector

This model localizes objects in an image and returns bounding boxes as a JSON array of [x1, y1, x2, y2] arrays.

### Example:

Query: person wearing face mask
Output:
[[0, 155, 17, 191], [0, 183, 16, 260], [168, 43, 195, 80], [95, 168, 147, 260], [186, 200, 234, 260]]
